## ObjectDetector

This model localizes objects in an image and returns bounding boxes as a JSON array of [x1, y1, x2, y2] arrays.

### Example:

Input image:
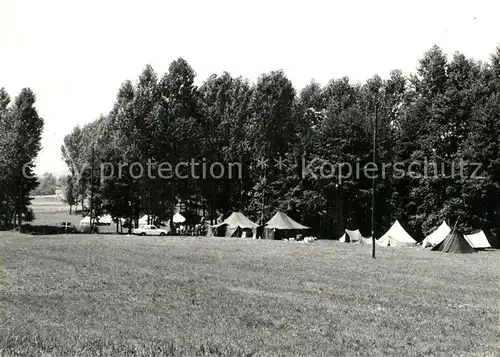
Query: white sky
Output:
[[0, 0, 498, 175]]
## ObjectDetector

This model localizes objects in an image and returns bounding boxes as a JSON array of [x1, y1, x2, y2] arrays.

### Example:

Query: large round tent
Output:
[[264, 211, 309, 240], [208, 212, 258, 237]]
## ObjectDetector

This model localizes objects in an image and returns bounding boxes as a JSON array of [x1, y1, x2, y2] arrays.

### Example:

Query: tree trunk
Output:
[[135, 199, 140, 229], [128, 203, 133, 235], [18, 183, 22, 229]]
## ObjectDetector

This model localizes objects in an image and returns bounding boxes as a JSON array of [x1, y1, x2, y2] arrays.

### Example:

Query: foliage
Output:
[[32, 172, 58, 195], [0, 88, 44, 228], [57, 45, 500, 238]]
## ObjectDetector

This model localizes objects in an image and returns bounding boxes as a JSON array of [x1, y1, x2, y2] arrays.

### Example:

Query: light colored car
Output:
[[133, 225, 169, 236]]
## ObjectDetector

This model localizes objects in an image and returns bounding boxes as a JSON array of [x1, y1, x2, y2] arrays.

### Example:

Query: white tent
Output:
[[98, 214, 113, 224], [138, 215, 150, 225], [209, 212, 258, 237], [377, 220, 416, 247], [265, 212, 309, 230], [339, 233, 347, 242], [422, 221, 451, 248], [464, 231, 491, 249], [345, 229, 362, 242], [80, 216, 91, 226], [173, 212, 186, 223]]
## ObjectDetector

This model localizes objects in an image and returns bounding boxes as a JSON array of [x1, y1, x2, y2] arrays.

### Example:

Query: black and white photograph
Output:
[[0, 0, 499, 356]]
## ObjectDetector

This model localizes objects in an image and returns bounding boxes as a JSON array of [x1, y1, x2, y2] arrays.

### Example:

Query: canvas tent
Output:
[[340, 229, 371, 243], [138, 215, 150, 225], [209, 212, 258, 237], [173, 212, 186, 223], [377, 220, 416, 247], [80, 216, 91, 226], [432, 232, 477, 253], [345, 229, 362, 242], [264, 211, 309, 240], [98, 214, 113, 225], [139, 215, 168, 226], [421, 221, 451, 248], [464, 231, 491, 249]]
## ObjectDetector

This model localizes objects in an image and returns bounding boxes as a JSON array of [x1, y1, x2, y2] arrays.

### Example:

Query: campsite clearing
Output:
[[0, 233, 498, 356]]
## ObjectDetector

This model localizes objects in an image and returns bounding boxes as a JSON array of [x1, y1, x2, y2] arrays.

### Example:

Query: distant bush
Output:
[[80, 225, 99, 234], [20, 225, 67, 235], [19, 224, 89, 235], [31, 172, 58, 196]]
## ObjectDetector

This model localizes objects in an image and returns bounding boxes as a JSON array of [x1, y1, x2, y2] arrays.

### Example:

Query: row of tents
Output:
[[80, 209, 498, 253], [207, 211, 309, 239], [339, 220, 498, 253]]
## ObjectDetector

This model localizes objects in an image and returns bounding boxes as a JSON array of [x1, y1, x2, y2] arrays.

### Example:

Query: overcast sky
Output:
[[0, 0, 498, 175]]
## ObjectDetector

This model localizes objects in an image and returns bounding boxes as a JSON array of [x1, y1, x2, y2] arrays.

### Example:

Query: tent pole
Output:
[[371, 101, 378, 258], [89, 146, 95, 234], [452, 215, 461, 234], [388, 115, 393, 225]]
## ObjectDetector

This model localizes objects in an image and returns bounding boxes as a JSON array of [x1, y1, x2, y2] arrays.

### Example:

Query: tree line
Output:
[[31, 172, 63, 196], [60, 45, 500, 238], [0, 88, 44, 228]]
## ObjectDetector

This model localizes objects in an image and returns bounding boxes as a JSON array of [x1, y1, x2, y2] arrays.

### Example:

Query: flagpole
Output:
[[371, 101, 378, 258], [89, 146, 95, 234]]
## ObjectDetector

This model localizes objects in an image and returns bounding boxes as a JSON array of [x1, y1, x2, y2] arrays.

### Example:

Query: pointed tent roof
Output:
[[422, 221, 451, 248], [80, 216, 91, 225], [224, 212, 258, 229], [433, 232, 477, 253], [265, 211, 309, 230], [211, 212, 258, 229], [464, 230, 491, 249], [378, 220, 416, 246]]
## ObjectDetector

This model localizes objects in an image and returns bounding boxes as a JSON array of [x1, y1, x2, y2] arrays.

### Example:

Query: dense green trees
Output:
[[0, 88, 44, 228], [32, 173, 57, 196], [59, 45, 500, 238]]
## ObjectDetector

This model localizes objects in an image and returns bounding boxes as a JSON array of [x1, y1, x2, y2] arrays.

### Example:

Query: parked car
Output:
[[133, 225, 169, 236]]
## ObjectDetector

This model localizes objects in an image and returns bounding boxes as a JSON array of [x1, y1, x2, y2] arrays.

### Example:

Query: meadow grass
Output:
[[0, 232, 498, 356], [28, 196, 117, 234]]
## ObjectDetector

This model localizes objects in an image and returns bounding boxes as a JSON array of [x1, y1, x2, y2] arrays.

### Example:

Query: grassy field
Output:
[[29, 195, 76, 223], [29, 195, 117, 233], [0, 232, 499, 357]]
